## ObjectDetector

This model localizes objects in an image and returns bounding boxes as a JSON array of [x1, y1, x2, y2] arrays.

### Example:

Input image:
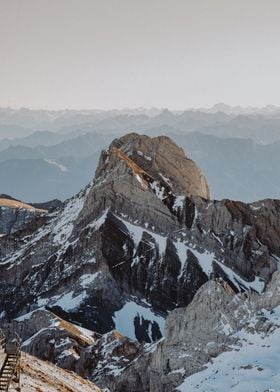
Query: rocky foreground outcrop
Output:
[[0, 133, 280, 390], [20, 352, 102, 392], [106, 271, 280, 391]]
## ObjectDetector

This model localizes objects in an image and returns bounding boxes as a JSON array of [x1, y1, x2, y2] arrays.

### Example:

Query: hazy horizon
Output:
[[2, 102, 280, 112], [1, 0, 280, 110]]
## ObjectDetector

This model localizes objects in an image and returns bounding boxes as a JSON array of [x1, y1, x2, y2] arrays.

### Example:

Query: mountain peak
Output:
[[95, 133, 210, 200]]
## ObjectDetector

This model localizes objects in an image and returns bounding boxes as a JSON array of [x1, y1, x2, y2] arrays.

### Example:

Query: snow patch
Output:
[[51, 291, 87, 311], [117, 216, 167, 257], [150, 181, 166, 200], [137, 150, 152, 161], [44, 159, 68, 172], [53, 193, 85, 244], [113, 300, 165, 341], [173, 196, 185, 212], [190, 248, 214, 276], [189, 247, 265, 293], [87, 209, 109, 230], [215, 259, 265, 293], [79, 272, 101, 288], [135, 173, 147, 188], [174, 240, 187, 278], [16, 309, 44, 322]]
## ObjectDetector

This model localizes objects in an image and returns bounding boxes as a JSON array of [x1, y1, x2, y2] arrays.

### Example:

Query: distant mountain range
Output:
[[1, 105, 280, 142], [194, 102, 280, 115], [0, 106, 280, 202]]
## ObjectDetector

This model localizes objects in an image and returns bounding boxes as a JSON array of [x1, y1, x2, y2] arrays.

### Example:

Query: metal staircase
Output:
[[0, 330, 21, 392]]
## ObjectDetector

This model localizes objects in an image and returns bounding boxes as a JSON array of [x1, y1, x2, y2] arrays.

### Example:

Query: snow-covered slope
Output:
[[178, 307, 280, 392]]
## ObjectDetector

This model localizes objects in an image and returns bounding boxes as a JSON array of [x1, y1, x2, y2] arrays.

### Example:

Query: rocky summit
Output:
[[1, 133, 280, 391]]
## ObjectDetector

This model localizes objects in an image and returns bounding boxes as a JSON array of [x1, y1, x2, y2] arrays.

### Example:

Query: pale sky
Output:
[[1, 0, 280, 110]]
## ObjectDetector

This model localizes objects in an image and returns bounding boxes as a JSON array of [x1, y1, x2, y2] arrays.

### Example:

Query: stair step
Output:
[[0, 331, 21, 391]]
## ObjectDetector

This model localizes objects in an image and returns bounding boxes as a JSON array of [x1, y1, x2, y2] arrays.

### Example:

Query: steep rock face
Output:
[[0, 132, 280, 349], [95, 133, 211, 199], [0, 202, 46, 235], [30, 198, 63, 211]]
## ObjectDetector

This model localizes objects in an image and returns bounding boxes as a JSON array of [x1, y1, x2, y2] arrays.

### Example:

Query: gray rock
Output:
[[110, 271, 280, 391]]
